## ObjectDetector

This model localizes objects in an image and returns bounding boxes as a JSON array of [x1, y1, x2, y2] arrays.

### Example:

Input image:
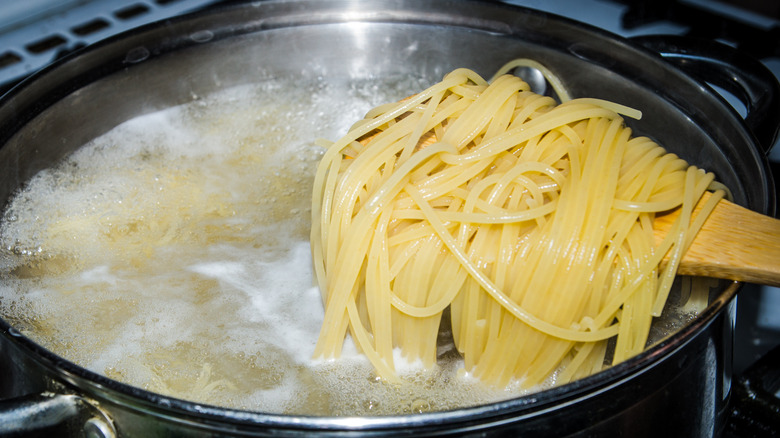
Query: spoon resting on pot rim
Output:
[[653, 191, 780, 287]]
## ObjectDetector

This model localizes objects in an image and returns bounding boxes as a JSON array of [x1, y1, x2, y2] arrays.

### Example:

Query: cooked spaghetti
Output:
[[311, 60, 725, 388]]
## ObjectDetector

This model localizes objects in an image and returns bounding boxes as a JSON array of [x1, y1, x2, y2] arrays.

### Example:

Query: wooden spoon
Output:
[[654, 192, 780, 287]]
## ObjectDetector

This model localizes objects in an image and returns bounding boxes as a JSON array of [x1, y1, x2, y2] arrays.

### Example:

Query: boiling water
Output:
[[0, 77, 530, 415], [0, 76, 706, 416]]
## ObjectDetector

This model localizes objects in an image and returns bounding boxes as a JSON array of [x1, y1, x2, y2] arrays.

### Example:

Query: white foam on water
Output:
[[4, 74, 527, 415], [187, 241, 322, 365]]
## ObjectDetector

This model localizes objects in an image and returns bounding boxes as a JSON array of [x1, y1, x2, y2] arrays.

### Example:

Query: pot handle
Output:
[[727, 344, 780, 437], [0, 392, 116, 437], [629, 35, 780, 154]]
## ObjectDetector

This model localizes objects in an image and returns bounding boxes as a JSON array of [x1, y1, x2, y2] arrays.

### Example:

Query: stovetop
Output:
[[0, 0, 224, 95]]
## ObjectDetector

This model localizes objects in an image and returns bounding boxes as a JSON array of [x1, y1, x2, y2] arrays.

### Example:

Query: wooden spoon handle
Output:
[[654, 192, 780, 286]]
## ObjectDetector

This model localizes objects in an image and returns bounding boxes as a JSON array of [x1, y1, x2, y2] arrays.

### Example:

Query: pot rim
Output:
[[0, 0, 766, 431]]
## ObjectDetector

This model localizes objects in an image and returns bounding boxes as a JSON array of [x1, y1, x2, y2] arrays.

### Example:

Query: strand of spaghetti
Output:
[[616, 141, 666, 187], [311, 152, 343, 292], [389, 270, 467, 318], [361, 143, 458, 216], [684, 189, 725, 250], [366, 206, 395, 365], [613, 198, 689, 212], [440, 104, 623, 165], [314, 143, 460, 356], [388, 237, 426, 279], [332, 114, 423, 217], [474, 161, 567, 204], [651, 172, 721, 315], [558, 341, 600, 384], [573, 98, 642, 120], [456, 162, 559, 224], [508, 93, 557, 130], [484, 91, 518, 140], [400, 89, 447, 162], [440, 75, 529, 149], [612, 153, 687, 213], [394, 184, 561, 214], [590, 212, 682, 328], [652, 166, 698, 315], [489, 58, 572, 102], [405, 185, 620, 342], [577, 133, 692, 329], [312, 72, 474, 249], [335, 151, 449, 274], [314, 213, 375, 356], [389, 200, 557, 224], [325, 116, 427, 268], [414, 157, 498, 202], [345, 300, 400, 383]]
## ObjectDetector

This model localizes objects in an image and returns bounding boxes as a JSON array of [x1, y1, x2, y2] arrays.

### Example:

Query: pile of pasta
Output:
[[310, 60, 725, 388]]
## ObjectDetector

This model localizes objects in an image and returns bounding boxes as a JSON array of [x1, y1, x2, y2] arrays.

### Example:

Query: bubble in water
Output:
[[411, 398, 431, 414], [7, 327, 22, 337]]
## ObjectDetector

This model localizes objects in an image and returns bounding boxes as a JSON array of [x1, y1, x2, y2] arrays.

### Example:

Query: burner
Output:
[[0, 0, 224, 95], [614, 0, 780, 59]]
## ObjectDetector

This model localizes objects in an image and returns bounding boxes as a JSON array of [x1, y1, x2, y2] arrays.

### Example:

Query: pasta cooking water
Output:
[[311, 61, 725, 387]]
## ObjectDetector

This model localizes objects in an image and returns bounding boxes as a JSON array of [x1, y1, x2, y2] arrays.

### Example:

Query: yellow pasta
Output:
[[311, 61, 724, 388]]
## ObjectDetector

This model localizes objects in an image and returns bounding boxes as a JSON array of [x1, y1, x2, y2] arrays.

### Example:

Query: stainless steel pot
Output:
[[0, 1, 777, 436]]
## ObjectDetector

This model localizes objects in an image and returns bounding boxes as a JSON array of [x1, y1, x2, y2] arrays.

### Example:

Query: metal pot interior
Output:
[[0, 0, 772, 211], [0, 0, 772, 433]]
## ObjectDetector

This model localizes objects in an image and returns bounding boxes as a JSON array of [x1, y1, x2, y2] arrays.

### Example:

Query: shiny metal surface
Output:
[[0, 393, 115, 437]]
